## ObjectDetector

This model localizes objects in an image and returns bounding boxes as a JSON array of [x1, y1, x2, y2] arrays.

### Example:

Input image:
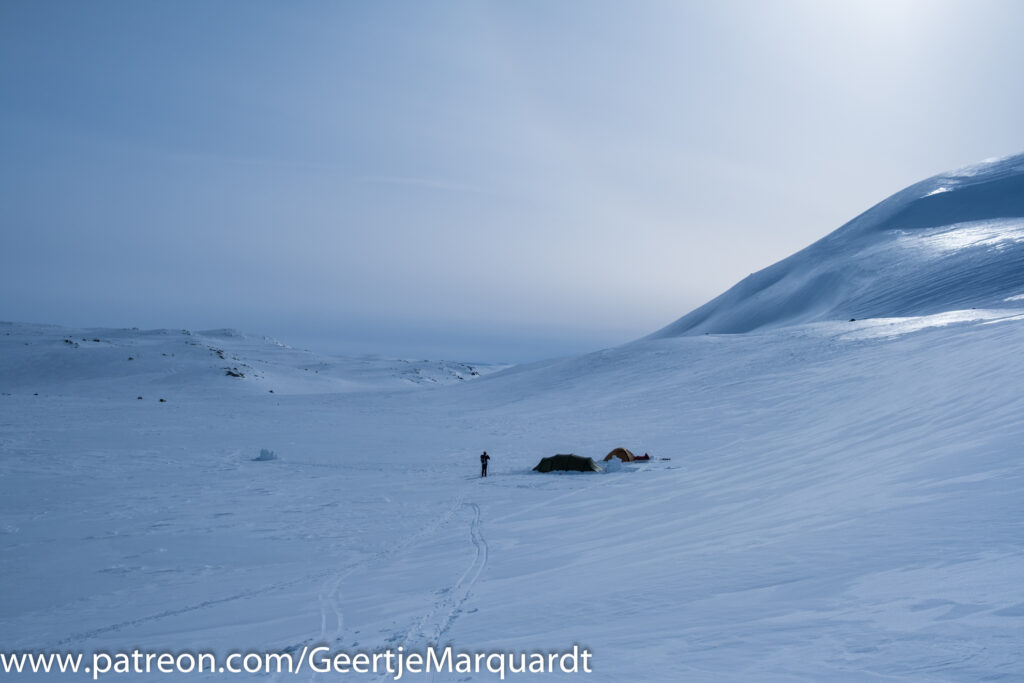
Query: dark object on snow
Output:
[[849, 318, 856, 322], [225, 368, 244, 377], [533, 454, 602, 473], [159, 398, 166, 403], [634, 453, 651, 461], [137, 396, 143, 400], [604, 447, 636, 462], [480, 451, 490, 477]]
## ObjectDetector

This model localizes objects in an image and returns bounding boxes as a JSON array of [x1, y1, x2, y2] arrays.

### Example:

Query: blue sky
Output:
[[2, 1, 1024, 361]]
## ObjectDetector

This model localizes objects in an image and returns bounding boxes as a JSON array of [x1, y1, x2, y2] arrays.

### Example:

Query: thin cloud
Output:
[[358, 175, 486, 194]]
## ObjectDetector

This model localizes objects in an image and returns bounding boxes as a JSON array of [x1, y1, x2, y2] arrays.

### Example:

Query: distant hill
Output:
[[0, 322, 507, 398]]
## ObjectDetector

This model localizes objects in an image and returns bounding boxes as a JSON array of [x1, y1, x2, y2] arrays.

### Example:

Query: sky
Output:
[[2, 1, 1024, 362]]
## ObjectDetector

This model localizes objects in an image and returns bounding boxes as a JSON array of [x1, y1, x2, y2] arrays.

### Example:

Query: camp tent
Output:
[[603, 447, 636, 462], [533, 454, 603, 473]]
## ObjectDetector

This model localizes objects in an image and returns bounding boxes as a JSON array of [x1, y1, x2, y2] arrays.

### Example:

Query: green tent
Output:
[[533, 454, 603, 473]]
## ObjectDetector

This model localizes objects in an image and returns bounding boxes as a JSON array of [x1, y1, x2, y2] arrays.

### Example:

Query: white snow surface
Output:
[[3, 156, 1024, 681]]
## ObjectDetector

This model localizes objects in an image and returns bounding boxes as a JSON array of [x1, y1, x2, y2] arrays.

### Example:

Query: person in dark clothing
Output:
[[480, 451, 490, 477]]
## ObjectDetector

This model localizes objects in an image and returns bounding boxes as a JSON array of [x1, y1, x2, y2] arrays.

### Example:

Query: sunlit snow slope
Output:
[[651, 154, 1024, 337]]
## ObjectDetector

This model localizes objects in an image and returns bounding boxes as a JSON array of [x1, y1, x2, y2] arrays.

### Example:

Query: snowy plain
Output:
[[3, 155, 1024, 681]]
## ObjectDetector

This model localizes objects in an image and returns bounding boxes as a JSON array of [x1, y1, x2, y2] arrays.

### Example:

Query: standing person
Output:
[[480, 451, 491, 478]]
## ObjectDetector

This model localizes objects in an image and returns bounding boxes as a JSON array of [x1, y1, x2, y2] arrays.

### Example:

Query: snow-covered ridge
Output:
[[651, 153, 1024, 338], [0, 322, 507, 397]]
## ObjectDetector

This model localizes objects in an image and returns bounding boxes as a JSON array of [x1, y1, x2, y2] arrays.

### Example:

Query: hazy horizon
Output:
[[3, 1, 1024, 362]]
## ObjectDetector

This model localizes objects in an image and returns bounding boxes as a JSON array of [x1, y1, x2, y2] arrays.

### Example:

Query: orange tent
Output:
[[603, 447, 636, 462]]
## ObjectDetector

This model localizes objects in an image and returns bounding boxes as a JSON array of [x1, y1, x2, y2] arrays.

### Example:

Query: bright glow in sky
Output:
[[2, 1, 1024, 361]]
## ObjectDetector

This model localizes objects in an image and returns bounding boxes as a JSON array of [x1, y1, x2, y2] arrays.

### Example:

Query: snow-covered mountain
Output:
[[3, 156, 1024, 681], [651, 153, 1024, 337], [0, 323, 506, 397]]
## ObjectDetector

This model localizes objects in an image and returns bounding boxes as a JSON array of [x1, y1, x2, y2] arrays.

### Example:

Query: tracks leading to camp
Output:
[[400, 502, 488, 649], [266, 495, 470, 683], [270, 495, 488, 683], [315, 494, 468, 648], [365, 501, 487, 683]]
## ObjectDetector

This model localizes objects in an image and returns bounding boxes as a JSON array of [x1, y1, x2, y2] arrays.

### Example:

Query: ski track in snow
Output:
[[369, 501, 488, 683], [53, 568, 339, 649], [267, 496, 487, 683], [319, 493, 467, 642], [265, 494, 475, 683], [404, 502, 488, 647], [51, 487, 480, 682]]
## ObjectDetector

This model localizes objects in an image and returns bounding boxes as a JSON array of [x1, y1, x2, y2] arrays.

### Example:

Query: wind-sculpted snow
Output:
[[652, 153, 1024, 337]]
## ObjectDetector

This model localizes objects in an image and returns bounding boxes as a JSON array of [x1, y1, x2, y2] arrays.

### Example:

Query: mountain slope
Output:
[[651, 153, 1024, 337]]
